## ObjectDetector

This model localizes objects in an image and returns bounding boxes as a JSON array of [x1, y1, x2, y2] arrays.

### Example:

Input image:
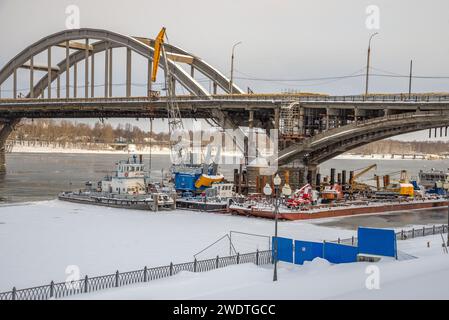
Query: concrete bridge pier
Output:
[[0, 145, 5, 175], [306, 163, 318, 188], [0, 119, 19, 175]]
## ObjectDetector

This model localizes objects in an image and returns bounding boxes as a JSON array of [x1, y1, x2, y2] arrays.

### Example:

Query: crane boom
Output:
[[351, 164, 377, 183], [151, 27, 166, 82]]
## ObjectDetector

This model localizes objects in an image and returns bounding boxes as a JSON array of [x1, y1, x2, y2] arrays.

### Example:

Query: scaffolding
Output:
[[279, 102, 302, 141]]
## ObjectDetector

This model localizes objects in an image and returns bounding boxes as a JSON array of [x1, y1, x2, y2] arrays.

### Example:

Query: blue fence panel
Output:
[[358, 227, 397, 257], [272, 237, 293, 263], [323, 242, 358, 264], [294, 240, 323, 265]]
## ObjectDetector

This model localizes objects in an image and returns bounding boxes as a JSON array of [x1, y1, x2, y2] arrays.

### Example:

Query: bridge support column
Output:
[[299, 106, 305, 136], [307, 163, 318, 188], [249, 110, 254, 129], [246, 110, 256, 164], [274, 107, 280, 130], [0, 119, 19, 175], [354, 107, 359, 125], [0, 146, 5, 175]]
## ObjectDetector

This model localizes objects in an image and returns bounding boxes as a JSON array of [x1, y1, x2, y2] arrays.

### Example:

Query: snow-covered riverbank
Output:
[[75, 235, 449, 299], [0, 200, 354, 292], [9, 144, 447, 161], [10, 144, 171, 155], [1, 200, 449, 299]]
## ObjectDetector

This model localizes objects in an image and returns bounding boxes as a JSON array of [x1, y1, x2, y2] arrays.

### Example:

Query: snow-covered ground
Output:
[[0, 200, 354, 292], [74, 235, 449, 299], [334, 153, 445, 160], [11, 144, 171, 155], [2, 200, 448, 299]]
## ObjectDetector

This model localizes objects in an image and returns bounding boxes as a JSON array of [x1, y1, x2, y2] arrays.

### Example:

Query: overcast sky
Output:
[[1, 0, 449, 141]]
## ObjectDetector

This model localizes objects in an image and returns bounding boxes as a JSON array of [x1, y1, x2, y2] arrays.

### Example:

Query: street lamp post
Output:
[[264, 174, 291, 282], [365, 32, 378, 96], [230, 41, 242, 94]]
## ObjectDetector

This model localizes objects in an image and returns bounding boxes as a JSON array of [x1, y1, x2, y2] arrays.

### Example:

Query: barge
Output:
[[228, 198, 449, 220], [58, 191, 175, 211]]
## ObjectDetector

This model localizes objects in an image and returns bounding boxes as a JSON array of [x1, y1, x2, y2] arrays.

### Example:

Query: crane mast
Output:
[[152, 27, 185, 165]]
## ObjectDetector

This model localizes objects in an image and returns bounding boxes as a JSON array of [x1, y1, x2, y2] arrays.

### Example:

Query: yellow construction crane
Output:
[[348, 164, 377, 195], [150, 27, 185, 165], [151, 27, 166, 82]]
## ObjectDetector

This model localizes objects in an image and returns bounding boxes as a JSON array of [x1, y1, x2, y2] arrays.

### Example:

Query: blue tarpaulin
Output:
[[294, 240, 323, 265], [323, 242, 358, 264], [272, 237, 294, 263], [358, 227, 397, 257]]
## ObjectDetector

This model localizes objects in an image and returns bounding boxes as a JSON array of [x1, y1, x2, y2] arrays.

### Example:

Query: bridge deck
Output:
[[1, 94, 449, 119]]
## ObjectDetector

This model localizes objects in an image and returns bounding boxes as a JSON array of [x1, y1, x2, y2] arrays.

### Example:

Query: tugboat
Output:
[[58, 154, 176, 211], [418, 169, 449, 193]]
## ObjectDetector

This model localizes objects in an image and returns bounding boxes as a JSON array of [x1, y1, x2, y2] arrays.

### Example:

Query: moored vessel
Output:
[[58, 154, 176, 211]]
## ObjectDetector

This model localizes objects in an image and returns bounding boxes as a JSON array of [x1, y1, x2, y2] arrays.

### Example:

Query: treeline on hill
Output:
[[10, 120, 170, 144], [353, 139, 449, 155]]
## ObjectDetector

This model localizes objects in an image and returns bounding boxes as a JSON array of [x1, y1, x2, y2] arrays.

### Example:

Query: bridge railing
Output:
[[3, 94, 449, 107], [298, 94, 449, 103]]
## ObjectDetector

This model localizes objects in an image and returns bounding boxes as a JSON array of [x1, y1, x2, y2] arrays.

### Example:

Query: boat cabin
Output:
[[101, 154, 146, 195]]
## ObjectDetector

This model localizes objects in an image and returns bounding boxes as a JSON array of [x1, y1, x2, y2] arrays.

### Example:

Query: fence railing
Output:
[[0, 249, 272, 301], [333, 224, 449, 246]]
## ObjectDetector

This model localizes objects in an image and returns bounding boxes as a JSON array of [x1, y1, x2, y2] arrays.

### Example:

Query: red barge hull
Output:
[[228, 200, 449, 221]]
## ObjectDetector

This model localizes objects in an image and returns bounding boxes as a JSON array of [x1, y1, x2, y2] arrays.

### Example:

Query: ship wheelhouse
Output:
[[101, 154, 147, 195]]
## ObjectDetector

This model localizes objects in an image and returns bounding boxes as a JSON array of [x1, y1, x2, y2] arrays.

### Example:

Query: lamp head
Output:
[[263, 183, 272, 196], [273, 174, 282, 186], [282, 183, 292, 196]]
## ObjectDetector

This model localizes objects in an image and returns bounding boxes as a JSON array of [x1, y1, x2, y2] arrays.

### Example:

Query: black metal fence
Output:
[[0, 249, 272, 300], [333, 224, 449, 246]]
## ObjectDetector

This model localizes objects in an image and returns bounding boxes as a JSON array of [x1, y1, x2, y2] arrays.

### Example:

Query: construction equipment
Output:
[[151, 28, 226, 196], [376, 170, 414, 198], [151, 28, 165, 82], [347, 164, 377, 195], [321, 183, 344, 202], [151, 27, 185, 165], [285, 183, 318, 208]]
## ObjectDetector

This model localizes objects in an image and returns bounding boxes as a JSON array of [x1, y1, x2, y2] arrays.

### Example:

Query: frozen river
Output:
[[0, 153, 448, 227]]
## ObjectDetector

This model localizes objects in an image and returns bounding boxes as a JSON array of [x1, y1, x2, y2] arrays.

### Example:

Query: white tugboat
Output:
[[58, 154, 176, 211]]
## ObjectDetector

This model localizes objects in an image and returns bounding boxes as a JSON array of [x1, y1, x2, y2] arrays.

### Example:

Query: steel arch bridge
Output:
[[0, 28, 246, 169], [277, 110, 449, 166], [2, 28, 449, 178], [0, 28, 244, 99]]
